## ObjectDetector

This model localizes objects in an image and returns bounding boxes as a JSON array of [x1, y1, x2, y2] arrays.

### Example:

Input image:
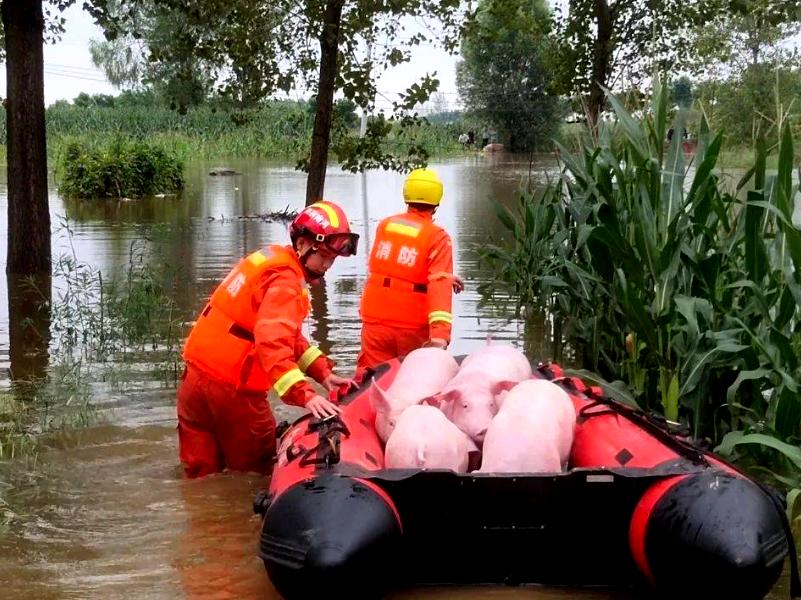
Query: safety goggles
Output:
[[314, 232, 359, 257]]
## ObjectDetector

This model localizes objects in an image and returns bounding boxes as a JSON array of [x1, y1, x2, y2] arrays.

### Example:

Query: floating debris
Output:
[[208, 168, 241, 176], [207, 205, 298, 223]]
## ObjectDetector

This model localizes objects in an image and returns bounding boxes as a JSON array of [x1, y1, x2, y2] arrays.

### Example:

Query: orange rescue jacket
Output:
[[183, 244, 331, 405], [360, 209, 455, 341]]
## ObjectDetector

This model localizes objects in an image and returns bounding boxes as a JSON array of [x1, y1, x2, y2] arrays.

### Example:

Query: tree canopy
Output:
[[90, 0, 473, 202], [547, 0, 715, 125], [457, 0, 562, 152]]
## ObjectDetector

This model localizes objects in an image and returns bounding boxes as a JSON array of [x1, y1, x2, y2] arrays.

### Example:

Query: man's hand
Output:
[[423, 337, 448, 349], [452, 274, 465, 294], [306, 395, 342, 419], [322, 372, 357, 393]]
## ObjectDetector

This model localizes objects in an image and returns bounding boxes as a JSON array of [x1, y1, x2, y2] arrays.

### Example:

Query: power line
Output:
[[45, 62, 106, 75], [0, 63, 111, 84]]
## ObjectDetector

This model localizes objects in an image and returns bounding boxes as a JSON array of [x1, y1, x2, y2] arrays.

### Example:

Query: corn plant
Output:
[[479, 76, 801, 495]]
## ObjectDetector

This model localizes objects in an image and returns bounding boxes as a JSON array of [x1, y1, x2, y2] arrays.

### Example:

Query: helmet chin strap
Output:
[[297, 244, 325, 282]]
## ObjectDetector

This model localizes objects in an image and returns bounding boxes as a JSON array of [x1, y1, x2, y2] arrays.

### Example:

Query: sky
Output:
[[0, 5, 463, 110]]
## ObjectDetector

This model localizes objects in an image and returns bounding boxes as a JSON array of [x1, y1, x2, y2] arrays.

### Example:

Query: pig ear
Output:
[[369, 380, 391, 413], [434, 389, 461, 417], [421, 394, 441, 408], [436, 389, 461, 406], [491, 380, 517, 397]]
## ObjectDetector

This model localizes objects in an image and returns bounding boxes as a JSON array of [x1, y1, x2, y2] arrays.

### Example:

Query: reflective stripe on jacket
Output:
[[360, 209, 454, 340], [183, 244, 329, 399]]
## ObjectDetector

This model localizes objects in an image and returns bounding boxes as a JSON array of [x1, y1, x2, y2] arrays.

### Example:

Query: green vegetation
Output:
[[457, 0, 563, 152], [0, 93, 464, 166], [479, 80, 801, 501], [58, 138, 184, 199], [0, 223, 182, 460]]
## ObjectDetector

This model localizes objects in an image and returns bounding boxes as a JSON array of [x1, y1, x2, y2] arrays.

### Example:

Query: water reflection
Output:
[[7, 273, 51, 399]]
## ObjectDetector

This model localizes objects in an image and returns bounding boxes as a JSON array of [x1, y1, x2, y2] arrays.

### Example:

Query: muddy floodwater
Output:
[[0, 155, 795, 599]]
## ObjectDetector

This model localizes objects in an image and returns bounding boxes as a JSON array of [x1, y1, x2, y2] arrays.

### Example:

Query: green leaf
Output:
[[787, 488, 801, 524], [777, 122, 793, 204], [754, 135, 766, 192], [680, 342, 748, 396], [603, 87, 649, 162], [726, 368, 772, 404], [744, 190, 768, 283], [675, 295, 701, 341], [493, 201, 517, 234], [662, 110, 686, 228], [687, 132, 723, 207], [775, 387, 801, 440], [665, 373, 680, 422], [615, 269, 659, 351], [776, 287, 796, 330], [715, 431, 801, 472], [575, 224, 593, 251], [541, 275, 569, 288], [562, 368, 640, 409]]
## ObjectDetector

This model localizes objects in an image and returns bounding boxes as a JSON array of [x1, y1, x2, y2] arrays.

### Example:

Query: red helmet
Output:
[[289, 201, 359, 257]]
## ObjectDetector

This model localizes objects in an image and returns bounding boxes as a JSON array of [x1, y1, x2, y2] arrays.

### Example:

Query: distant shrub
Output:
[[57, 139, 184, 199]]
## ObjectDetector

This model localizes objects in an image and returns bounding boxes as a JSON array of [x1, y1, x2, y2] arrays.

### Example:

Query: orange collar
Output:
[[406, 207, 435, 221]]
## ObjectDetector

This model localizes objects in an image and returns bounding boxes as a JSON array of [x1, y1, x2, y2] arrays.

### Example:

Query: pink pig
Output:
[[480, 379, 576, 474], [429, 343, 533, 444], [459, 343, 533, 383], [370, 347, 459, 443], [384, 405, 478, 472]]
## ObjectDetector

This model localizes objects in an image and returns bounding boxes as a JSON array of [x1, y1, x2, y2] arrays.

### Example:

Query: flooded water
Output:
[[0, 155, 795, 599]]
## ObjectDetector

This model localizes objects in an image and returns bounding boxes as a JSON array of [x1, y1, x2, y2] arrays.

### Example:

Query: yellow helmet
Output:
[[403, 168, 443, 206]]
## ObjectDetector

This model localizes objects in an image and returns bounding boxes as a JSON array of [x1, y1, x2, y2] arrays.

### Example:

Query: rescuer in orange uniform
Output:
[[177, 201, 359, 478], [356, 168, 463, 378]]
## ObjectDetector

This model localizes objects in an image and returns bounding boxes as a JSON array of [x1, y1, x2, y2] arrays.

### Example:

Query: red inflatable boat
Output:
[[254, 358, 800, 600]]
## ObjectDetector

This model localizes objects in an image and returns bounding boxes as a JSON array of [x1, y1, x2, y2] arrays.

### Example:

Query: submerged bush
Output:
[[57, 138, 184, 199]]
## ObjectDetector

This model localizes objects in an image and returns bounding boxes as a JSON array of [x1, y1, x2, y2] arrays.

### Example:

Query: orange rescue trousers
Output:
[[355, 321, 429, 381], [177, 363, 276, 478]]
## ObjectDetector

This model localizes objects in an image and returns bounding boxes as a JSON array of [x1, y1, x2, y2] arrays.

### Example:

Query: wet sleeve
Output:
[[426, 228, 454, 342], [252, 269, 317, 407]]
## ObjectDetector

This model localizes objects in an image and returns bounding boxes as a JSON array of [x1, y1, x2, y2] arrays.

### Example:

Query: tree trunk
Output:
[[588, 0, 613, 131], [8, 272, 51, 400], [305, 0, 344, 206], [2, 0, 51, 275]]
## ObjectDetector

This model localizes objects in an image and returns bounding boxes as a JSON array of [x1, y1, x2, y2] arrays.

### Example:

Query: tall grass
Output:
[[479, 77, 801, 504], [0, 221, 183, 459]]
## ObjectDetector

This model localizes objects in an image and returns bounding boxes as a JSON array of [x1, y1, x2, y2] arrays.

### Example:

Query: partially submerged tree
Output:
[[2, 0, 50, 276], [0, 0, 118, 277], [95, 0, 471, 204], [457, 0, 562, 152]]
